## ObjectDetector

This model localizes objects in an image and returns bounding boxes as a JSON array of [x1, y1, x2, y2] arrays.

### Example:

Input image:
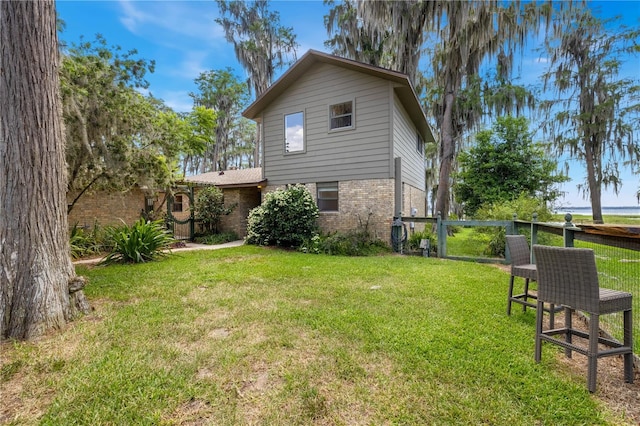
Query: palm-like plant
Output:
[[100, 219, 175, 265]]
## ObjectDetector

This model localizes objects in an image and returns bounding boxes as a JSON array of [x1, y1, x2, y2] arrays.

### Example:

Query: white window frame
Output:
[[328, 99, 355, 132], [317, 181, 339, 212], [284, 111, 305, 154]]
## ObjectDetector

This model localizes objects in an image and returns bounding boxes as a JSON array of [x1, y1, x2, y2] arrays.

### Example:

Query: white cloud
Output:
[[153, 89, 194, 113], [117, 0, 224, 43], [168, 50, 210, 80], [286, 125, 304, 152]]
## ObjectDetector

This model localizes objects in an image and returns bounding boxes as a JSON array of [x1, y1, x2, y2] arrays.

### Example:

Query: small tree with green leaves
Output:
[[455, 116, 567, 217], [474, 194, 555, 257], [246, 184, 318, 248], [195, 186, 235, 235]]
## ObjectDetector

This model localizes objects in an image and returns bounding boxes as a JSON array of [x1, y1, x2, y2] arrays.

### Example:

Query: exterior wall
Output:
[[392, 92, 426, 191], [262, 62, 394, 185], [264, 178, 396, 243], [402, 182, 428, 234], [219, 187, 262, 237], [67, 188, 146, 228]]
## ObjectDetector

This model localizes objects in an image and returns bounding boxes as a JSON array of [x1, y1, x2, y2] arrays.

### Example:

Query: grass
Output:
[[0, 246, 635, 424], [556, 214, 640, 226], [445, 227, 495, 258]]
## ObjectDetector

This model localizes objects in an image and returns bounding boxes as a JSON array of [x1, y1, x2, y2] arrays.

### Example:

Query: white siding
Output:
[[392, 92, 425, 190], [262, 63, 392, 185]]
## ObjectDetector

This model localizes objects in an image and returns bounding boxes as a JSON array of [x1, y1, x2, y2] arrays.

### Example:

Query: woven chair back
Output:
[[506, 235, 531, 267], [533, 245, 600, 312]]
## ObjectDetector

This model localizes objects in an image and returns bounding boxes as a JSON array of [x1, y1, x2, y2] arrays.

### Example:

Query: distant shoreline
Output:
[[555, 206, 640, 216]]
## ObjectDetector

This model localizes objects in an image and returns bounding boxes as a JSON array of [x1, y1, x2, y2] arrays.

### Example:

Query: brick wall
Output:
[[263, 179, 425, 244], [67, 188, 146, 228], [219, 187, 262, 237]]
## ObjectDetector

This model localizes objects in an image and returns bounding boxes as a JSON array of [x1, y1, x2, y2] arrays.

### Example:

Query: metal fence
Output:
[[402, 214, 639, 356]]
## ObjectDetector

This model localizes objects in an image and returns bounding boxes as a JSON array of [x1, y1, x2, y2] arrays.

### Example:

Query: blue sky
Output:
[[56, 0, 640, 208]]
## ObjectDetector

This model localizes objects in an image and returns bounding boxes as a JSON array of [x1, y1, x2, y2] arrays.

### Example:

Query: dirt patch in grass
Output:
[[165, 398, 215, 426]]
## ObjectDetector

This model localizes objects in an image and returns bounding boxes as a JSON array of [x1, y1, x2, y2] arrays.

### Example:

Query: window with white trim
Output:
[[329, 100, 354, 131], [317, 182, 338, 212], [285, 111, 304, 153]]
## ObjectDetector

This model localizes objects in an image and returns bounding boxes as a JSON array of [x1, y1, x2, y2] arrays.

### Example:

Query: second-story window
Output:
[[285, 111, 304, 153], [329, 100, 354, 131], [416, 132, 424, 155]]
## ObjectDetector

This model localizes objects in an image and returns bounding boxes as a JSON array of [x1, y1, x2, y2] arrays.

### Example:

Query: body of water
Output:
[[555, 206, 640, 216]]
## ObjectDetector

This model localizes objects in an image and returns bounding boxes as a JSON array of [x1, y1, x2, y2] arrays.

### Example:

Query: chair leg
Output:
[[535, 300, 544, 363], [507, 275, 515, 315], [549, 304, 555, 329], [564, 307, 573, 359], [522, 278, 530, 312], [587, 314, 599, 393], [624, 309, 634, 384]]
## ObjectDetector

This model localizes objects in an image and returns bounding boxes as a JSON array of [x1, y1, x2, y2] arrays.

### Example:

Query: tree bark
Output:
[[435, 82, 456, 220], [585, 139, 604, 224], [1, 0, 86, 339]]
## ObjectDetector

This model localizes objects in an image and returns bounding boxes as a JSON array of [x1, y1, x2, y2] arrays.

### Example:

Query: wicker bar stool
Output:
[[532, 245, 634, 393], [505, 235, 560, 324]]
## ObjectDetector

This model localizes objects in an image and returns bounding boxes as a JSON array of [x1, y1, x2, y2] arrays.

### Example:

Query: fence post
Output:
[[189, 186, 195, 241], [508, 213, 517, 235], [437, 211, 446, 258], [531, 212, 538, 263], [563, 213, 575, 247]]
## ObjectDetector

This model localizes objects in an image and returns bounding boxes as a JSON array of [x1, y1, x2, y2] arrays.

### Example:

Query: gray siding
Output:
[[262, 63, 393, 185], [392, 92, 425, 190]]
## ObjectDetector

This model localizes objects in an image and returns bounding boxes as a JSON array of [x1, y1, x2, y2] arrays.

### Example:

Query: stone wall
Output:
[[263, 179, 425, 244]]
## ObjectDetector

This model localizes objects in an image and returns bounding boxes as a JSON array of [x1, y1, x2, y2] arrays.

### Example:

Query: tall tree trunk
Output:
[[585, 140, 604, 224], [1, 0, 86, 340], [435, 83, 456, 219]]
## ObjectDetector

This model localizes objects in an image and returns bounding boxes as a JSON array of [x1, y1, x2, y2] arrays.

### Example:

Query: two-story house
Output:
[[242, 50, 435, 240]]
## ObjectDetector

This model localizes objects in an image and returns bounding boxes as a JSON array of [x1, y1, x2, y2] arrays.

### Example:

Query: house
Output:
[[182, 168, 264, 237], [241, 49, 435, 240], [69, 51, 434, 244]]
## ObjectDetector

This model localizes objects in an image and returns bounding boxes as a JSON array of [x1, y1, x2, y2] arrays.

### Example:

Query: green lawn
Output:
[[1, 246, 635, 424]]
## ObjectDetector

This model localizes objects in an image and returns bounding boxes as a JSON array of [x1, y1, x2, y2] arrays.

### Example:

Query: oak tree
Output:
[[1, 1, 88, 339]]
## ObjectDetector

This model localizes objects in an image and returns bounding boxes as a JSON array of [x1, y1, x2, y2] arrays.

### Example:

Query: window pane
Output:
[[331, 115, 352, 129], [285, 112, 304, 152], [329, 101, 353, 130], [172, 195, 183, 212], [318, 199, 339, 211], [317, 182, 338, 211]]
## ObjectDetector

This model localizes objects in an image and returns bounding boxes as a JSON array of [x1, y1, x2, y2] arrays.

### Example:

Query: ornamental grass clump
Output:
[[100, 218, 175, 265], [246, 184, 319, 248]]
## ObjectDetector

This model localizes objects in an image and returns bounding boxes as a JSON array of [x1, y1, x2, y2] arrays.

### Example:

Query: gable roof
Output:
[[242, 49, 435, 143], [183, 168, 265, 188]]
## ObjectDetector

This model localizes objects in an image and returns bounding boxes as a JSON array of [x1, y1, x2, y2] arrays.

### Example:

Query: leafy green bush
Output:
[[100, 219, 175, 265], [246, 185, 319, 247], [195, 186, 236, 234], [301, 230, 390, 256], [70, 223, 107, 259], [194, 231, 239, 245], [473, 194, 554, 256], [407, 229, 437, 253]]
